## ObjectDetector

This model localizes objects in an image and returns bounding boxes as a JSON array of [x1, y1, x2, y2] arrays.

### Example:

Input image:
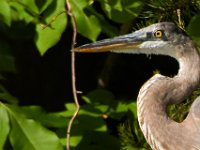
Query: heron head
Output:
[[74, 22, 191, 59]]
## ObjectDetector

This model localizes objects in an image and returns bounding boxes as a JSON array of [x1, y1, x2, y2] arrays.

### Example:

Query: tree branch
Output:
[[66, 1, 80, 150]]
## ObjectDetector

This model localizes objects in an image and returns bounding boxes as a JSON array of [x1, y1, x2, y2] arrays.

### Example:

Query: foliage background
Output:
[[1, 0, 200, 150]]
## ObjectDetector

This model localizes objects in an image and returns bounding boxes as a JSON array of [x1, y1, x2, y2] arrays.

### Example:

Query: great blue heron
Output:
[[74, 22, 200, 150]]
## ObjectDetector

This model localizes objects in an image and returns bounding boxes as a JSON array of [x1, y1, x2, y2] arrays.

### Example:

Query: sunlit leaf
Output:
[[127, 102, 137, 118], [115, 102, 129, 113], [71, 0, 101, 41], [9, 1, 35, 23], [70, 136, 83, 147], [65, 103, 76, 111], [82, 96, 92, 104], [109, 102, 129, 119], [35, 0, 67, 55], [21, 0, 39, 14], [95, 105, 110, 113], [0, 0, 11, 26], [6, 105, 63, 150], [0, 103, 10, 150]]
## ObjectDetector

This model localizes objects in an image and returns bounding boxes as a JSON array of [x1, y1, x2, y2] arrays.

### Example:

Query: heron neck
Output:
[[174, 47, 200, 103], [137, 46, 200, 149]]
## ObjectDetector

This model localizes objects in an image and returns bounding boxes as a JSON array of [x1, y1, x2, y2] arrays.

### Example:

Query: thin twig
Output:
[[41, 11, 66, 29], [66, 0, 80, 150]]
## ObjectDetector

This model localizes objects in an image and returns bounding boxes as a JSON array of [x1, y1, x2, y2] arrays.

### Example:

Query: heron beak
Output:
[[73, 31, 145, 53]]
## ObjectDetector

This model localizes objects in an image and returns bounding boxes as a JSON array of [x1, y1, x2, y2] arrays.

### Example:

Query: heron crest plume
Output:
[[75, 22, 200, 150]]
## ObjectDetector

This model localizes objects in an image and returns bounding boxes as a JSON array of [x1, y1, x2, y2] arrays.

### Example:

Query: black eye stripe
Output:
[[146, 32, 152, 38], [145, 30, 168, 41]]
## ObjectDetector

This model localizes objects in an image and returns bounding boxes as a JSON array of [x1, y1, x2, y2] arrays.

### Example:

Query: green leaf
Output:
[[0, 0, 11, 26], [21, 0, 54, 15], [21, 0, 40, 14], [86, 7, 118, 37], [77, 104, 108, 131], [187, 13, 200, 47], [21, 106, 68, 128], [74, 132, 120, 150], [95, 105, 110, 113], [65, 103, 76, 111], [86, 89, 115, 105], [109, 102, 129, 119], [6, 105, 63, 150], [69, 107, 108, 148], [33, 0, 53, 13], [9, 1, 35, 23], [0, 90, 18, 104], [82, 96, 92, 104], [127, 102, 137, 118], [0, 103, 10, 150], [71, 0, 101, 41], [35, 0, 67, 55], [0, 39, 15, 73], [100, 0, 143, 23], [0, 84, 18, 105], [76, 114, 107, 131], [70, 136, 83, 147]]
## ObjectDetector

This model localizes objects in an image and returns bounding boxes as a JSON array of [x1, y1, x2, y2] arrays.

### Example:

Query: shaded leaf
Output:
[[35, 0, 67, 55], [0, 103, 10, 150], [118, 120, 137, 150], [21, 0, 39, 14], [86, 89, 115, 105], [76, 114, 106, 131], [0, 0, 11, 26], [86, 7, 118, 37], [6, 105, 63, 150], [74, 131, 120, 150], [0, 39, 16, 73], [22, 0, 53, 14], [0, 91, 18, 104], [100, 0, 143, 23], [21, 106, 68, 128], [68, 103, 109, 148], [187, 13, 200, 48], [33, 0, 53, 13]]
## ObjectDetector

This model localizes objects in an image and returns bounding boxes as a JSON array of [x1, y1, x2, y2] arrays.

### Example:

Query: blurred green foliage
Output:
[[0, 0, 200, 150]]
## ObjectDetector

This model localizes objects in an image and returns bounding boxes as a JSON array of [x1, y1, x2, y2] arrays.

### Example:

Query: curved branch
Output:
[[66, 1, 80, 150]]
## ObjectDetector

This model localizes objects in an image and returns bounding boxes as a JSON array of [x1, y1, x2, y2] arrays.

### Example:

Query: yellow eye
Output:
[[154, 30, 163, 38]]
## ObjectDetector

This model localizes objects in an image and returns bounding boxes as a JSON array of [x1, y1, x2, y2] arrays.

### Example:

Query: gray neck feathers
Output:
[[137, 45, 200, 149]]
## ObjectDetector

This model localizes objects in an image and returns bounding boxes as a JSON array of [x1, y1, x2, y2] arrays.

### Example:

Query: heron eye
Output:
[[154, 30, 163, 38]]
